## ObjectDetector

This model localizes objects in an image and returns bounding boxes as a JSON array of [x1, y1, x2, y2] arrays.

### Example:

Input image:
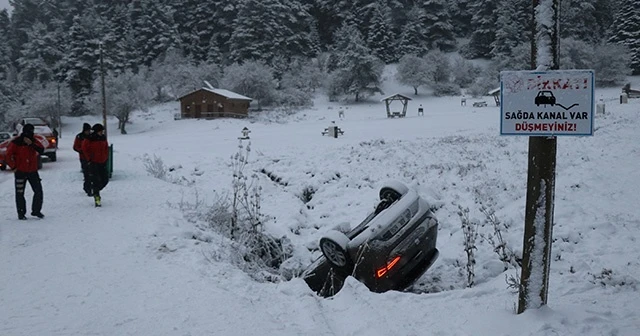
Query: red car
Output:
[[0, 134, 49, 171]]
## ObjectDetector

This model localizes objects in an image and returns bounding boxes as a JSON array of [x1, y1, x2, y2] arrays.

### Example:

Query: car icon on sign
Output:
[[535, 90, 556, 106]]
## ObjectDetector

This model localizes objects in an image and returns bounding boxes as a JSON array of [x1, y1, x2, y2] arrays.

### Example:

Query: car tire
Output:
[[319, 230, 352, 269], [0, 164, 5, 171], [48, 152, 57, 162], [379, 180, 409, 201]]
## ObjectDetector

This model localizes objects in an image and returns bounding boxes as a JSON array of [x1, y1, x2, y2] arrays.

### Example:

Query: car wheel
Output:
[[379, 180, 409, 201], [319, 230, 352, 269], [48, 152, 57, 162], [0, 164, 5, 171]]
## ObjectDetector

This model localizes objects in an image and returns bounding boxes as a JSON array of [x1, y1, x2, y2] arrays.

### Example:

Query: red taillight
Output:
[[376, 256, 401, 278]]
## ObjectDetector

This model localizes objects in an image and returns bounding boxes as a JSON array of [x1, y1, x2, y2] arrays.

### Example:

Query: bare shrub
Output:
[[479, 205, 520, 271], [143, 154, 168, 180], [458, 205, 479, 287]]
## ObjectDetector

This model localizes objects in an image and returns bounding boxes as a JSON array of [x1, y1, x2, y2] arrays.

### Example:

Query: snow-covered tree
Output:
[[560, 0, 599, 43], [423, 49, 451, 85], [397, 7, 429, 58], [221, 61, 278, 109], [87, 69, 154, 134], [63, 15, 101, 114], [608, 0, 640, 74], [395, 54, 430, 95], [129, 0, 177, 68], [450, 56, 481, 88], [447, 0, 473, 37], [0, 10, 12, 80], [466, 0, 497, 58], [592, 43, 630, 86], [491, 0, 526, 59], [17, 22, 65, 83], [366, 0, 397, 64], [422, 0, 456, 51], [328, 23, 384, 102], [229, 0, 317, 65], [558, 38, 594, 70]]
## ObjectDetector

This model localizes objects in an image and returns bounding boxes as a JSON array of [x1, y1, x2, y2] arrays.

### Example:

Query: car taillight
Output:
[[376, 256, 401, 278]]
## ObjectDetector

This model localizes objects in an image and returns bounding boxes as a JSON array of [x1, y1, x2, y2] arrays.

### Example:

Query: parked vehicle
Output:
[[0, 131, 11, 142], [303, 181, 439, 296]]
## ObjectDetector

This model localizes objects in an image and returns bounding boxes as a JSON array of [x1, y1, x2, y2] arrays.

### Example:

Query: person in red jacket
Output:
[[73, 123, 92, 195], [6, 123, 45, 220], [82, 123, 109, 207]]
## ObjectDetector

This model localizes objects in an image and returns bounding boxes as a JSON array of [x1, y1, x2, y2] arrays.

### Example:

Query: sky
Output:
[[0, 0, 10, 13], [1, 65, 639, 335]]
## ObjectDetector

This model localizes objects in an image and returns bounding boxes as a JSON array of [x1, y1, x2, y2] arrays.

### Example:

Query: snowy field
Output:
[[1, 73, 639, 336]]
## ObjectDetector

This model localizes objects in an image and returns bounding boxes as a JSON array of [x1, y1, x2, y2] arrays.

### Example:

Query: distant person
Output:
[[82, 123, 109, 207], [73, 123, 92, 195], [52, 128, 59, 148], [6, 123, 45, 220]]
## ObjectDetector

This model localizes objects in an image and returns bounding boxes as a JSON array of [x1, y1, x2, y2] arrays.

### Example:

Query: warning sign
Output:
[[500, 70, 595, 136]]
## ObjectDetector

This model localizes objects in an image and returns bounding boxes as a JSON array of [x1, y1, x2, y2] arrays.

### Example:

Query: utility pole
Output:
[[517, 0, 560, 314], [99, 41, 107, 138], [57, 82, 61, 139]]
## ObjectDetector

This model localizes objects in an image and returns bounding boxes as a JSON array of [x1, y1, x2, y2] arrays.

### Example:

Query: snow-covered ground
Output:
[[1, 74, 639, 336]]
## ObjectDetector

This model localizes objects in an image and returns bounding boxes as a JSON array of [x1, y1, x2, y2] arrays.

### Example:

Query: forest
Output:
[[0, 0, 638, 132]]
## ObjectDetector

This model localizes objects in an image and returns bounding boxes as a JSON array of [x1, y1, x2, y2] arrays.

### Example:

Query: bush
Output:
[[451, 56, 482, 88], [432, 82, 461, 97]]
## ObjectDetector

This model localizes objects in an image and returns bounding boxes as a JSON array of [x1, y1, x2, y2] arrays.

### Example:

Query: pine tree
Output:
[[17, 22, 65, 83], [608, 0, 640, 74], [398, 7, 428, 58], [422, 0, 456, 51], [467, 0, 498, 58], [560, 0, 600, 43], [367, 1, 397, 64], [448, 0, 473, 37], [229, 0, 317, 65], [129, 0, 177, 67], [491, 0, 526, 59], [329, 23, 384, 102], [63, 15, 100, 114], [0, 9, 11, 80]]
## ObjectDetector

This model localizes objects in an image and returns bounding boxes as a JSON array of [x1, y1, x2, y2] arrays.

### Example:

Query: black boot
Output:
[[31, 212, 45, 218]]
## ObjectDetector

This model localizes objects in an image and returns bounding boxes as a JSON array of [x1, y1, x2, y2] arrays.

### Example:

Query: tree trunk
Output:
[[414, 86, 418, 95], [120, 114, 128, 134]]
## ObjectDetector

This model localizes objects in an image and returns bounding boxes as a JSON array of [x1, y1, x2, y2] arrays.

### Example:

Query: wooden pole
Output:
[[517, 0, 560, 314], [99, 42, 107, 138]]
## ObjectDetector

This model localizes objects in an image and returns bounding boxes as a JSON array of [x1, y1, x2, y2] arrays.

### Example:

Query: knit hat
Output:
[[22, 123, 35, 136], [92, 123, 104, 132], [83, 123, 92, 131]]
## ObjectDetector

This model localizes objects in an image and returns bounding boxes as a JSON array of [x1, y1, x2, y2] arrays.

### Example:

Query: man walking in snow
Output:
[[82, 123, 109, 207], [73, 123, 93, 195], [6, 123, 45, 220]]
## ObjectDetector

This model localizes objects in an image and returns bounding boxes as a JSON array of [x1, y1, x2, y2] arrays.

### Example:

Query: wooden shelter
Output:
[[488, 87, 501, 106], [177, 88, 252, 119], [381, 93, 412, 118]]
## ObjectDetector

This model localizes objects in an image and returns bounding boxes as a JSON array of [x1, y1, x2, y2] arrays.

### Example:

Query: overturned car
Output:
[[303, 181, 439, 296]]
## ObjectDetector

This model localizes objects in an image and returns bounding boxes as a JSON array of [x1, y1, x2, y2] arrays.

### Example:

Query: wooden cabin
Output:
[[177, 88, 253, 119]]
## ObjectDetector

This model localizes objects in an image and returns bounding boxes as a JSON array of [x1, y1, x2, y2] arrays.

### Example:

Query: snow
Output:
[[1, 72, 640, 335]]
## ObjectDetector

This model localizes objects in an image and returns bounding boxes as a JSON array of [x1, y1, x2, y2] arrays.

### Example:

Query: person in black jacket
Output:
[[73, 123, 92, 195]]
